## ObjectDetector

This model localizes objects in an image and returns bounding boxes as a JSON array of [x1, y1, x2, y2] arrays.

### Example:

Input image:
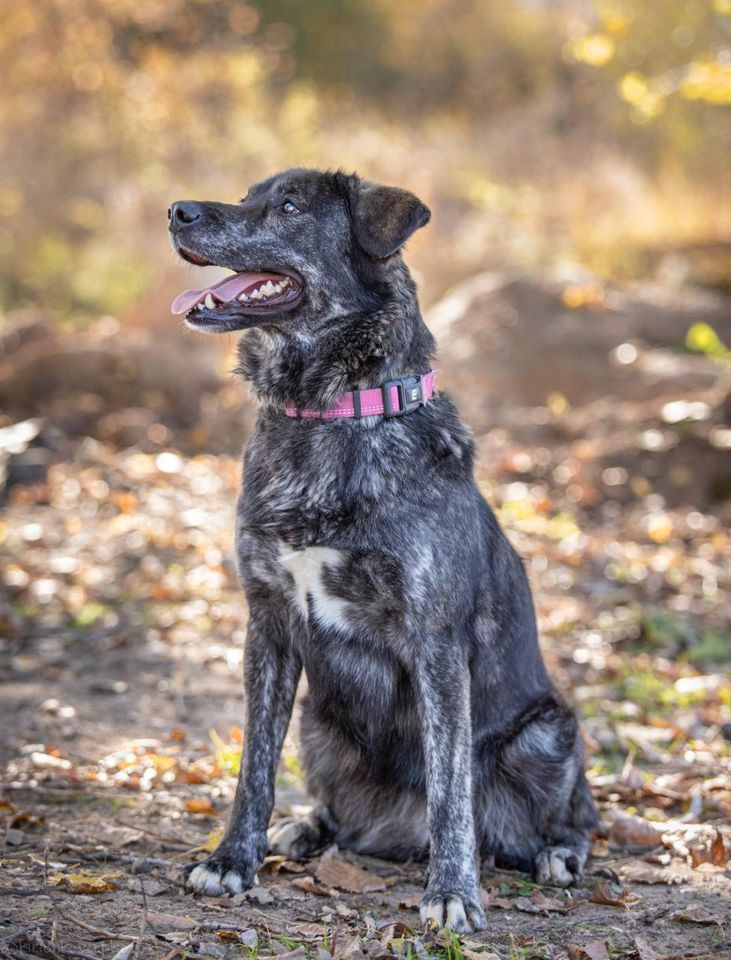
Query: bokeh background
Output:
[[0, 3, 730, 954]]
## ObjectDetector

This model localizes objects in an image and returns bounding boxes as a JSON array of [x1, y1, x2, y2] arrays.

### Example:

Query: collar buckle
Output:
[[382, 375, 424, 417]]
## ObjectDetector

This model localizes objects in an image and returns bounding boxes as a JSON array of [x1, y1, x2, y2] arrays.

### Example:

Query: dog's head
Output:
[[168, 168, 430, 333]]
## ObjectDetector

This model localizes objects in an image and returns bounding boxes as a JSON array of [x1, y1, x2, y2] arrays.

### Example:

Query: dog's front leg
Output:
[[416, 643, 486, 933], [187, 602, 301, 895]]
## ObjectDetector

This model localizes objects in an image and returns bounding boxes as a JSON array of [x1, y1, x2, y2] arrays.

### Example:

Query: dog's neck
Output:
[[237, 260, 436, 413]]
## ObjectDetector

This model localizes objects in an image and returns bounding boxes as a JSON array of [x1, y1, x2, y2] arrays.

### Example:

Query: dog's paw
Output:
[[186, 855, 258, 896], [534, 845, 582, 887], [267, 815, 326, 860], [420, 890, 487, 933]]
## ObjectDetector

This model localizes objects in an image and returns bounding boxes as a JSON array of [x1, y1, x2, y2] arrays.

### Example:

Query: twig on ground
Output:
[[0, 888, 47, 898], [115, 820, 194, 848], [59, 916, 138, 945], [76, 852, 176, 868]]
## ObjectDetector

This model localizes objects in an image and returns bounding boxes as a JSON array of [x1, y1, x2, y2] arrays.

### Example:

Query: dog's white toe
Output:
[[267, 818, 308, 856], [188, 863, 227, 895], [420, 892, 486, 933], [187, 861, 255, 896], [534, 845, 580, 887]]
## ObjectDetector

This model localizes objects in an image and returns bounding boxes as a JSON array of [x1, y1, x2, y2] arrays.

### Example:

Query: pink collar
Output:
[[284, 370, 437, 420]]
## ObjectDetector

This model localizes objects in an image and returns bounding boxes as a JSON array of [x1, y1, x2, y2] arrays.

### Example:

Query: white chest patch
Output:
[[278, 544, 350, 631]]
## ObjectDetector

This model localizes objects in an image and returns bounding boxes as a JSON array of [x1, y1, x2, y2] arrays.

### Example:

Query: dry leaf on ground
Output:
[[633, 938, 666, 960], [588, 880, 642, 908], [688, 828, 728, 868], [314, 854, 386, 893], [569, 941, 610, 960], [48, 871, 119, 894], [619, 861, 687, 884], [669, 904, 725, 924], [515, 890, 574, 913], [607, 811, 664, 848], [145, 912, 198, 932], [289, 875, 338, 897], [110, 944, 135, 960], [185, 798, 216, 815]]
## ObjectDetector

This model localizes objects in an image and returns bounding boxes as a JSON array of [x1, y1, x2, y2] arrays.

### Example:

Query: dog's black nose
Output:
[[169, 201, 202, 225]]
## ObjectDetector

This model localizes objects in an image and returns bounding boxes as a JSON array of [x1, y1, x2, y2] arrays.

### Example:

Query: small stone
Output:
[[244, 886, 274, 905], [6, 828, 25, 846]]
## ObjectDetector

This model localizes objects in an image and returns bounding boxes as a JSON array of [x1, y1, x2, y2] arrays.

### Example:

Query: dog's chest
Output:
[[276, 542, 414, 724], [278, 544, 351, 630], [277, 542, 406, 638]]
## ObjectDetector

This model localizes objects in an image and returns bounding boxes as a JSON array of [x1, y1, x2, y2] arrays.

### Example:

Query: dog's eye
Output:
[[281, 200, 299, 214]]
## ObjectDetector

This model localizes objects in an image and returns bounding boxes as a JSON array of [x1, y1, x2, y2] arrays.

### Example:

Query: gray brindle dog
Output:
[[168, 168, 597, 933]]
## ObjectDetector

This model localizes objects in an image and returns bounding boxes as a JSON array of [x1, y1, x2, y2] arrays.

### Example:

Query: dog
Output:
[[168, 168, 598, 933]]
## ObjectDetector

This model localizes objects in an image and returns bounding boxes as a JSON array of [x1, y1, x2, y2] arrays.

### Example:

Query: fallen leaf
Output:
[[10, 810, 45, 829], [607, 811, 664, 848], [528, 889, 573, 912], [689, 828, 728, 868], [569, 942, 610, 960], [130, 878, 168, 896], [710, 828, 727, 863], [203, 826, 223, 852], [289, 875, 337, 897], [185, 798, 216, 815], [231, 886, 274, 905], [111, 944, 135, 960], [588, 880, 641, 909], [487, 896, 516, 910], [633, 936, 681, 960], [397, 894, 421, 910], [314, 854, 386, 893], [379, 920, 414, 943], [261, 854, 306, 875], [669, 904, 724, 924], [48, 871, 120, 894], [619, 861, 687, 885], [513, 896, 540, 913], [329, 936, 367, 959]]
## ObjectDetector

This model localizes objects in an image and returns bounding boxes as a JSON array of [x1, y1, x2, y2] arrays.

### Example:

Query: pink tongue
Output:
[[171, 271, 285, 315]]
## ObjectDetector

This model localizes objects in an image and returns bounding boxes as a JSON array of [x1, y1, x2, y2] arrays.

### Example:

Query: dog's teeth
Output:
[[238, 293, 249, 301], [196, 302, 205, 310], [204, 293, 216, 309], [251, 289, 262, 300]]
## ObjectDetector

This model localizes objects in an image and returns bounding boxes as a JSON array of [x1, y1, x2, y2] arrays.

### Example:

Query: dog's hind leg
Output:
[[533, 769, 596, 885], [476, 693, 598, 888], [267, 805, 337, 859]]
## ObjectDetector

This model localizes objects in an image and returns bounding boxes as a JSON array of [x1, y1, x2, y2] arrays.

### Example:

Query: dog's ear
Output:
[[340, 175, 431, 259]]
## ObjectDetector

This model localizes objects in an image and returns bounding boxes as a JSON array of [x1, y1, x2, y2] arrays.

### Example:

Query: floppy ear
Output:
[[346, 178, 431, 259]]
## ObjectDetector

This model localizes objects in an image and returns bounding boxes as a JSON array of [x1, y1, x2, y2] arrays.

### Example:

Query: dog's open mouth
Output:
[[171, 269, 304, 329]]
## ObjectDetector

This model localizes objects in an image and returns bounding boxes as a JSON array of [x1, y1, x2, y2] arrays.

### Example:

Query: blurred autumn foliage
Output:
[[1, 0, 730, 317]]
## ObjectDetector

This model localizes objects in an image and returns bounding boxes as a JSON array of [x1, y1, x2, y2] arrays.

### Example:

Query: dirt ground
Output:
[[1, 274, 730, 959]]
